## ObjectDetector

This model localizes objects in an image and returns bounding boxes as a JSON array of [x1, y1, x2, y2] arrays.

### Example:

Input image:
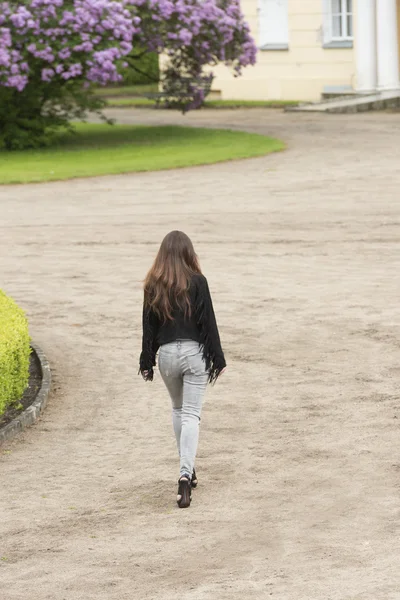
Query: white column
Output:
[[376, 0, 400, 90], [355, 0, 377, 93]]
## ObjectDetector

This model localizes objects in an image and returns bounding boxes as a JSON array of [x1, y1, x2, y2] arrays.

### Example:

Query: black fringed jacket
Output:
[[139, 274, 226, 384]]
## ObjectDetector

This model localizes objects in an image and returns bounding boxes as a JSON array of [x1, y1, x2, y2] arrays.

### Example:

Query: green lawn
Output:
[[0, 123, 285, 185], [95, 83, 158, 97], [105, 97, 300, 109], [93, 86, 300, 109], [205, 99, 300, 109], [106, 97, 155, 107]]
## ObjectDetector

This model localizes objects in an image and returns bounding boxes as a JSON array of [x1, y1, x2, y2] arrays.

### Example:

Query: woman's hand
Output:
[[141, 369, 154, 381]]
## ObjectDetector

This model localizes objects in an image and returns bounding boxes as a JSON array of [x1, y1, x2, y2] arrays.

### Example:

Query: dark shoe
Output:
[[191, 468, 198, 489], [177, 477, 191, 508]]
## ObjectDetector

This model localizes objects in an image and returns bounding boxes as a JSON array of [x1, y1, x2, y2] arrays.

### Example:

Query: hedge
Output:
[[0, 290, 30, 416]]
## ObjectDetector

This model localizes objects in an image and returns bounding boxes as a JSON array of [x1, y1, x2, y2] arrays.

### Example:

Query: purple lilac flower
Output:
[[41, 67, 54, 81], [0, 0, 257, 105]]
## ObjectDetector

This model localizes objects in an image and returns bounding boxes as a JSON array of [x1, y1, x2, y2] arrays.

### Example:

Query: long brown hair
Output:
[[144, 231, 202, 321]]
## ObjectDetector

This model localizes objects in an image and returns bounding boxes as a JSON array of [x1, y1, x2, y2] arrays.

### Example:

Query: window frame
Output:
[[331, 0, 353, 41], [322, 0, 353, 49]]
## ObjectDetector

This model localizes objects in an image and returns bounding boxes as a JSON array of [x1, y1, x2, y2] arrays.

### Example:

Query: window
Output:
[[258, 0, 289, 50], [331, 0, 353, 39], [323, 0, 353, 47]]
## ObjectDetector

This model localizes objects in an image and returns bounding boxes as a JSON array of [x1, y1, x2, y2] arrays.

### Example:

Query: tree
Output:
[[0, 0, 257, 150]]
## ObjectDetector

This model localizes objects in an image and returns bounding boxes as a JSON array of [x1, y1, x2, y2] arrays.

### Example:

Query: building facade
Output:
[[212, 0, 400, 101]]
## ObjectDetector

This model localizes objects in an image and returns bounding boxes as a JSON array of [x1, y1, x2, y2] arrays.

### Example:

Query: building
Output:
[[212, 0, 400, 102]]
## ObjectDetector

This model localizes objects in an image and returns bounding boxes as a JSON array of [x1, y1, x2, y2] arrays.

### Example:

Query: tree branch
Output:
[[125, 61, 159, 83], [127, 50, 149, 60]]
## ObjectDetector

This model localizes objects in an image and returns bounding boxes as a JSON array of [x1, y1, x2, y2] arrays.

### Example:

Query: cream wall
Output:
[[212, 0, 356, 101]]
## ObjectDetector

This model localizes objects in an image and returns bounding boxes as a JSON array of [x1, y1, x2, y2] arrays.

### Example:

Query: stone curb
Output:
[[0, 342, 51, 445]]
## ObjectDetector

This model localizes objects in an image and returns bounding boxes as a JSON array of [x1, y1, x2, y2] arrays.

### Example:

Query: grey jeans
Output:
[[158, 340, 208, 479]]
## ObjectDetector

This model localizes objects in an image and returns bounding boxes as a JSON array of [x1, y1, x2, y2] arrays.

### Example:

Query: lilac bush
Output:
[[137, 0, 257, 109], [0, 0, 257, 149]]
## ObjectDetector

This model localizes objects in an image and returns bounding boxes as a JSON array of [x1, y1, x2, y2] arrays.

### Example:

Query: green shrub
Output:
[[0, 290, 30, 416]]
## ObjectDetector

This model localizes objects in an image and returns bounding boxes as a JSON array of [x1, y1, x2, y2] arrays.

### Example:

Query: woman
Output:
[[139, 231, 226, 508]]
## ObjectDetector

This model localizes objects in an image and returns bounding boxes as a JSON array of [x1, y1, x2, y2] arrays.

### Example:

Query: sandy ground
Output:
[[0, 108, 400, 600]]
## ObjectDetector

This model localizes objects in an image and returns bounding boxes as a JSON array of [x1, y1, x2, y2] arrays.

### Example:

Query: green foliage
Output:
[[119, 52, 159, 86], [0, 51, 158, 150], [0, 290, 31, 416], [0, 81, 107, 151]]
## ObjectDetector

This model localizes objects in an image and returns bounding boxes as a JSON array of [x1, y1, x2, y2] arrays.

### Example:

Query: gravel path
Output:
[[1, 108, 399, 600]]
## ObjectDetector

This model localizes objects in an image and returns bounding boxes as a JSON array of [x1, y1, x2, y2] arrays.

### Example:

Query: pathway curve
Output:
[[1, 109, 399, 600]]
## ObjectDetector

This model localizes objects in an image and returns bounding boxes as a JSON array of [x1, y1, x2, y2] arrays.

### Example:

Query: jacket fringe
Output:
[[195, 280, 226, 384], [139, 304, 158, 381]]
